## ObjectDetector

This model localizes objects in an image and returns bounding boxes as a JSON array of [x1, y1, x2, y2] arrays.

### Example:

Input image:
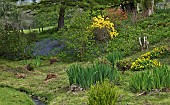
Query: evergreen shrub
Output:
[[88, 81, 119, 105]]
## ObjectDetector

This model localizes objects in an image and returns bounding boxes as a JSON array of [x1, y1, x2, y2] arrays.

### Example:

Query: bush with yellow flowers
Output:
[[91, 15, 118, 41], [141, 46, 169, 59], [131, 58, 161, 71], [131, 46, 169, 71]]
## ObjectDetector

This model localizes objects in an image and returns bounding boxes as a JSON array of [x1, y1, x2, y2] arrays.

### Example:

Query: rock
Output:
[[25, 63, 34, 71], [70, 84, 83, 92], [44, 73, 57, 81], [49, 58, 58, 64], [15, 73, 26, 79]]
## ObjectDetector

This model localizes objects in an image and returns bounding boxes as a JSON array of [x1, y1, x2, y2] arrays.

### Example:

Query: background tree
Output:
[[16, 0, 121, 30], [0, 0, 28, 60]]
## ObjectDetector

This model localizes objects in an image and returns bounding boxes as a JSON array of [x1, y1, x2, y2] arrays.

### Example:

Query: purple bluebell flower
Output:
[[27, 37, 64, 57]]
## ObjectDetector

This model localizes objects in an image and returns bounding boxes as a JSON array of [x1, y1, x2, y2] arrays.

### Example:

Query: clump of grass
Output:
[[66, 63, 121, 88], [22, 56, 41, 67], [88, 81, 119, 105], [33, 56, 41, 67], [129, 65, 170, 93]]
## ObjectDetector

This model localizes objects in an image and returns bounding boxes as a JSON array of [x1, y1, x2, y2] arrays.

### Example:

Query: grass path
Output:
[[22, 26, 56, 34]]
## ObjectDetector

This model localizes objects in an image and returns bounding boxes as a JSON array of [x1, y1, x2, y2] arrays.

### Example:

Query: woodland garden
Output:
[[0, 0, 170, 105]]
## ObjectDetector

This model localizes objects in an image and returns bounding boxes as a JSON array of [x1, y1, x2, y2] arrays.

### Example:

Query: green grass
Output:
[[0, 87, 34, 105], [22, 26, 56, 34]]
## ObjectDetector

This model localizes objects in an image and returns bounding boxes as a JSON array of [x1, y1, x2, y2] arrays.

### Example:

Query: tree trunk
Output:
[[57, 5, 65, 30], [151, 0, 154, 13], [148, 0, 154, 16]]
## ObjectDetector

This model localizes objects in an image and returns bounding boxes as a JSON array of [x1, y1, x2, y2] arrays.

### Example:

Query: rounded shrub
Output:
[[0, 31, 28, 60], [88, 81, 119, 105]]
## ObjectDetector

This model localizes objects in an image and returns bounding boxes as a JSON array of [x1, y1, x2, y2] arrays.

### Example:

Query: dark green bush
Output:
[[88, 81, 119, 105], [24, 31, 38, 44], [0, 31, 28, 60], [116, 59, 132, 71], [56, 11, 95, 61]]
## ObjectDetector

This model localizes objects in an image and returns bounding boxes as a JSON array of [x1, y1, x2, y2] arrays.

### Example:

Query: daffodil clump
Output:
[[141, 46, 169, 59], [91, 15, 118, 39], [131, 46, 169, 71], [131, 58, 161, 71]]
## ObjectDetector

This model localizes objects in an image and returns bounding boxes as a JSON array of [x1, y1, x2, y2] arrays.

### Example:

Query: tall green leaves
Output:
[[129, 65, 170, 92], [106, 51, 123, 69], [66, 63, 121, 88]]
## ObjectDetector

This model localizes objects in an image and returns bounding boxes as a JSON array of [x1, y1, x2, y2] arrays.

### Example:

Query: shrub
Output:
[[91, 15, 118, 41], [129, 65, 170, 92], [141, 46, 169, 59], [88, 81, 119, 105], [131, 46, 169, 71], [0, 31, 28, 60], [116, 59, 132, 71], [56, 11, 95, 61], [105, 8, 128, 25], [24, 31, 38, 44], [66, 63, 121, 88]]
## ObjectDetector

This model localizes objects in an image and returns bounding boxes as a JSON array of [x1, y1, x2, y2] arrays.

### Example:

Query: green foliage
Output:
[[108, 9, 170, 56], [91, 15, 119, 40], [24, 31, 38, 44], [33, 5, 59, 28], [116, 59, 132, 71], [66, 63, 121, 88], [0, 1, 29, 60], [131, 58, 161, 71], [131, 46, 169, 71], [33, 56, 41, 67], [0, 0, 20, 31], [129, 65, 170, 92], [106, 51, 123, 69], [141, 46, 170, 59], [88, 81, 119, 105], [56, 10, 95, 61], [0, 31, 28, 60], [22, 56, 41, 67]]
